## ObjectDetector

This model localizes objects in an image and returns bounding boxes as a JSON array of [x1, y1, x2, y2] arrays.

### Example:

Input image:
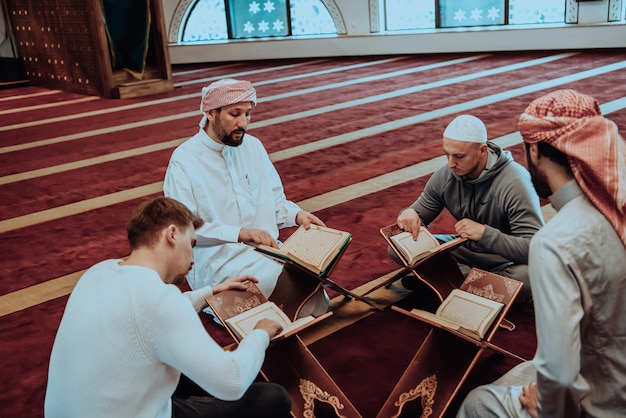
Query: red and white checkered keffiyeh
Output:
[[518, 89, 626, 247], [199, 79, 257, 128]]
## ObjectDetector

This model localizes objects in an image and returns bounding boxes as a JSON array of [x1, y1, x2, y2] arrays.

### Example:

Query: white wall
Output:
[[162, 0, 625, 64], [579, 0, 613, 24]]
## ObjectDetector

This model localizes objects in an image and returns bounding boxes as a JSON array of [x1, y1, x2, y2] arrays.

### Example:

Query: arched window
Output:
[[179, 0, 339, 43], [182, 1, 228, 42]]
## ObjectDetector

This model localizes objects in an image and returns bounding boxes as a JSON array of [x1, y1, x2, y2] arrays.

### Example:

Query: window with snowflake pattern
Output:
[[383, 0, 567, 30], [182, 0, 336, 42], [228, 0, 290, 38]]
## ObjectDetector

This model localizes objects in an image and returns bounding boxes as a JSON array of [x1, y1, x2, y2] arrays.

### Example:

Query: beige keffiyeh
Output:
[[199, 79, 257, 128], [518, 89, 626, 247]]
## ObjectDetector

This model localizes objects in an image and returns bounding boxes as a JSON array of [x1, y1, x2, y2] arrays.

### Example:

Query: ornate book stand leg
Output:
[[377, 329, 483, 418], [263, 337, 362, 418], [261, 266, 364, 417]]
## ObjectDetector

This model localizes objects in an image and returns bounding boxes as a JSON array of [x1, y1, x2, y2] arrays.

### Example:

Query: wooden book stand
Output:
[[268, 265, 326, 321], [377, 268, 525, 418], [362, 224, 467, 302], [262, 237, 382, 312], [206, 280, 362, 418]]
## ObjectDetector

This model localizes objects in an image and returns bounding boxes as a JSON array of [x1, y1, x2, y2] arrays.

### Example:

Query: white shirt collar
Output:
[[198, 128, 224, 152]]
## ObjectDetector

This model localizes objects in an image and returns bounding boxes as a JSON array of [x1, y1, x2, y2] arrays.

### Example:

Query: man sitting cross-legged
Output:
[[45, 196, 291, 418]]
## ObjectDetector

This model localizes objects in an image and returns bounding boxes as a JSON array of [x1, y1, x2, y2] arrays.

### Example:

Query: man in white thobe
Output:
[[164, 78, 329, 317]]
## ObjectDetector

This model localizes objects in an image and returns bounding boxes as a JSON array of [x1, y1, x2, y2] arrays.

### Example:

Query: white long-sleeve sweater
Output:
[[45, 259, 269, 418]]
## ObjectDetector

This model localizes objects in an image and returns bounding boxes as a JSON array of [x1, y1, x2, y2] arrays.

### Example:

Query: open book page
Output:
[[281, 225, 348, 272], [410, 289, 504, 340], [389, 227, 440, 265], [255, 225, 351, 275], [225, 301, 315, 341]]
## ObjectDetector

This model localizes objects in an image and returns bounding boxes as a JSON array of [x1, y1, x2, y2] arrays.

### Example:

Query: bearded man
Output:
[[164, 79, 329, 318], [456, 89, 626, 418]]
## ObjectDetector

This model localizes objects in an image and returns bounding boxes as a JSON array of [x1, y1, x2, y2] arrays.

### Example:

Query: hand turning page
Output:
[[389, 226, 464, 265], [253, 225, 352, 276]]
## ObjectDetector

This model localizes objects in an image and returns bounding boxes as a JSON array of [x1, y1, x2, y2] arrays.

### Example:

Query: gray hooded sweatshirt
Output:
[[410, 141, 544, 271]]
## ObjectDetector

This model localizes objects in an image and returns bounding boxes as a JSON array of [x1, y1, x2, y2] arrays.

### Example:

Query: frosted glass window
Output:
[[509, 0, 565, 24], [290, 0, 337, 35], [182, 0, 228, 42], [384, 0, 567, 30], [385, 0, 436, 30]]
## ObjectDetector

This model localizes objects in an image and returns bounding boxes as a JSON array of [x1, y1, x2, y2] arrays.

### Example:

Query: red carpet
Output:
[[1, 49, 626, 417]]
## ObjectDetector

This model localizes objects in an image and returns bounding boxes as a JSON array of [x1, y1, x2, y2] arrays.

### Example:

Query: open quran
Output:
[[389, 226, 465, 265], [397, 268, 523, 341], [253, 224, 352, 277], [408, 289, 504, 340], [205, 281, 331, 342]]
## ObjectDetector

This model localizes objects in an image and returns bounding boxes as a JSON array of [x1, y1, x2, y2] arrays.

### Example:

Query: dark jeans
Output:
[[172, 374, 291, 418]]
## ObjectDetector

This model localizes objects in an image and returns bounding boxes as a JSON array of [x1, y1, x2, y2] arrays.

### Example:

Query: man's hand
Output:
[[253, 318, 283, 339], [519, 382, 538, 418], [239, 228, 278, 248], [454, 218, 485, 241], [397, 209, 422, 240], [212, 276, 258, 295], [295, 210, 326, 229]]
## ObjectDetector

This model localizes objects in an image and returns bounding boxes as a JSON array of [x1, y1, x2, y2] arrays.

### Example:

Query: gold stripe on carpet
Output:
[[0, 89, 61, 102], [0, 184, 162, 233], [0, 270, 85, 317], [0, 96, 98, 115]]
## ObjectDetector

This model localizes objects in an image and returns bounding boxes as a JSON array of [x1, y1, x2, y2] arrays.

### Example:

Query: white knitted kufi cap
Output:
[[443, 115, 487, 143]]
